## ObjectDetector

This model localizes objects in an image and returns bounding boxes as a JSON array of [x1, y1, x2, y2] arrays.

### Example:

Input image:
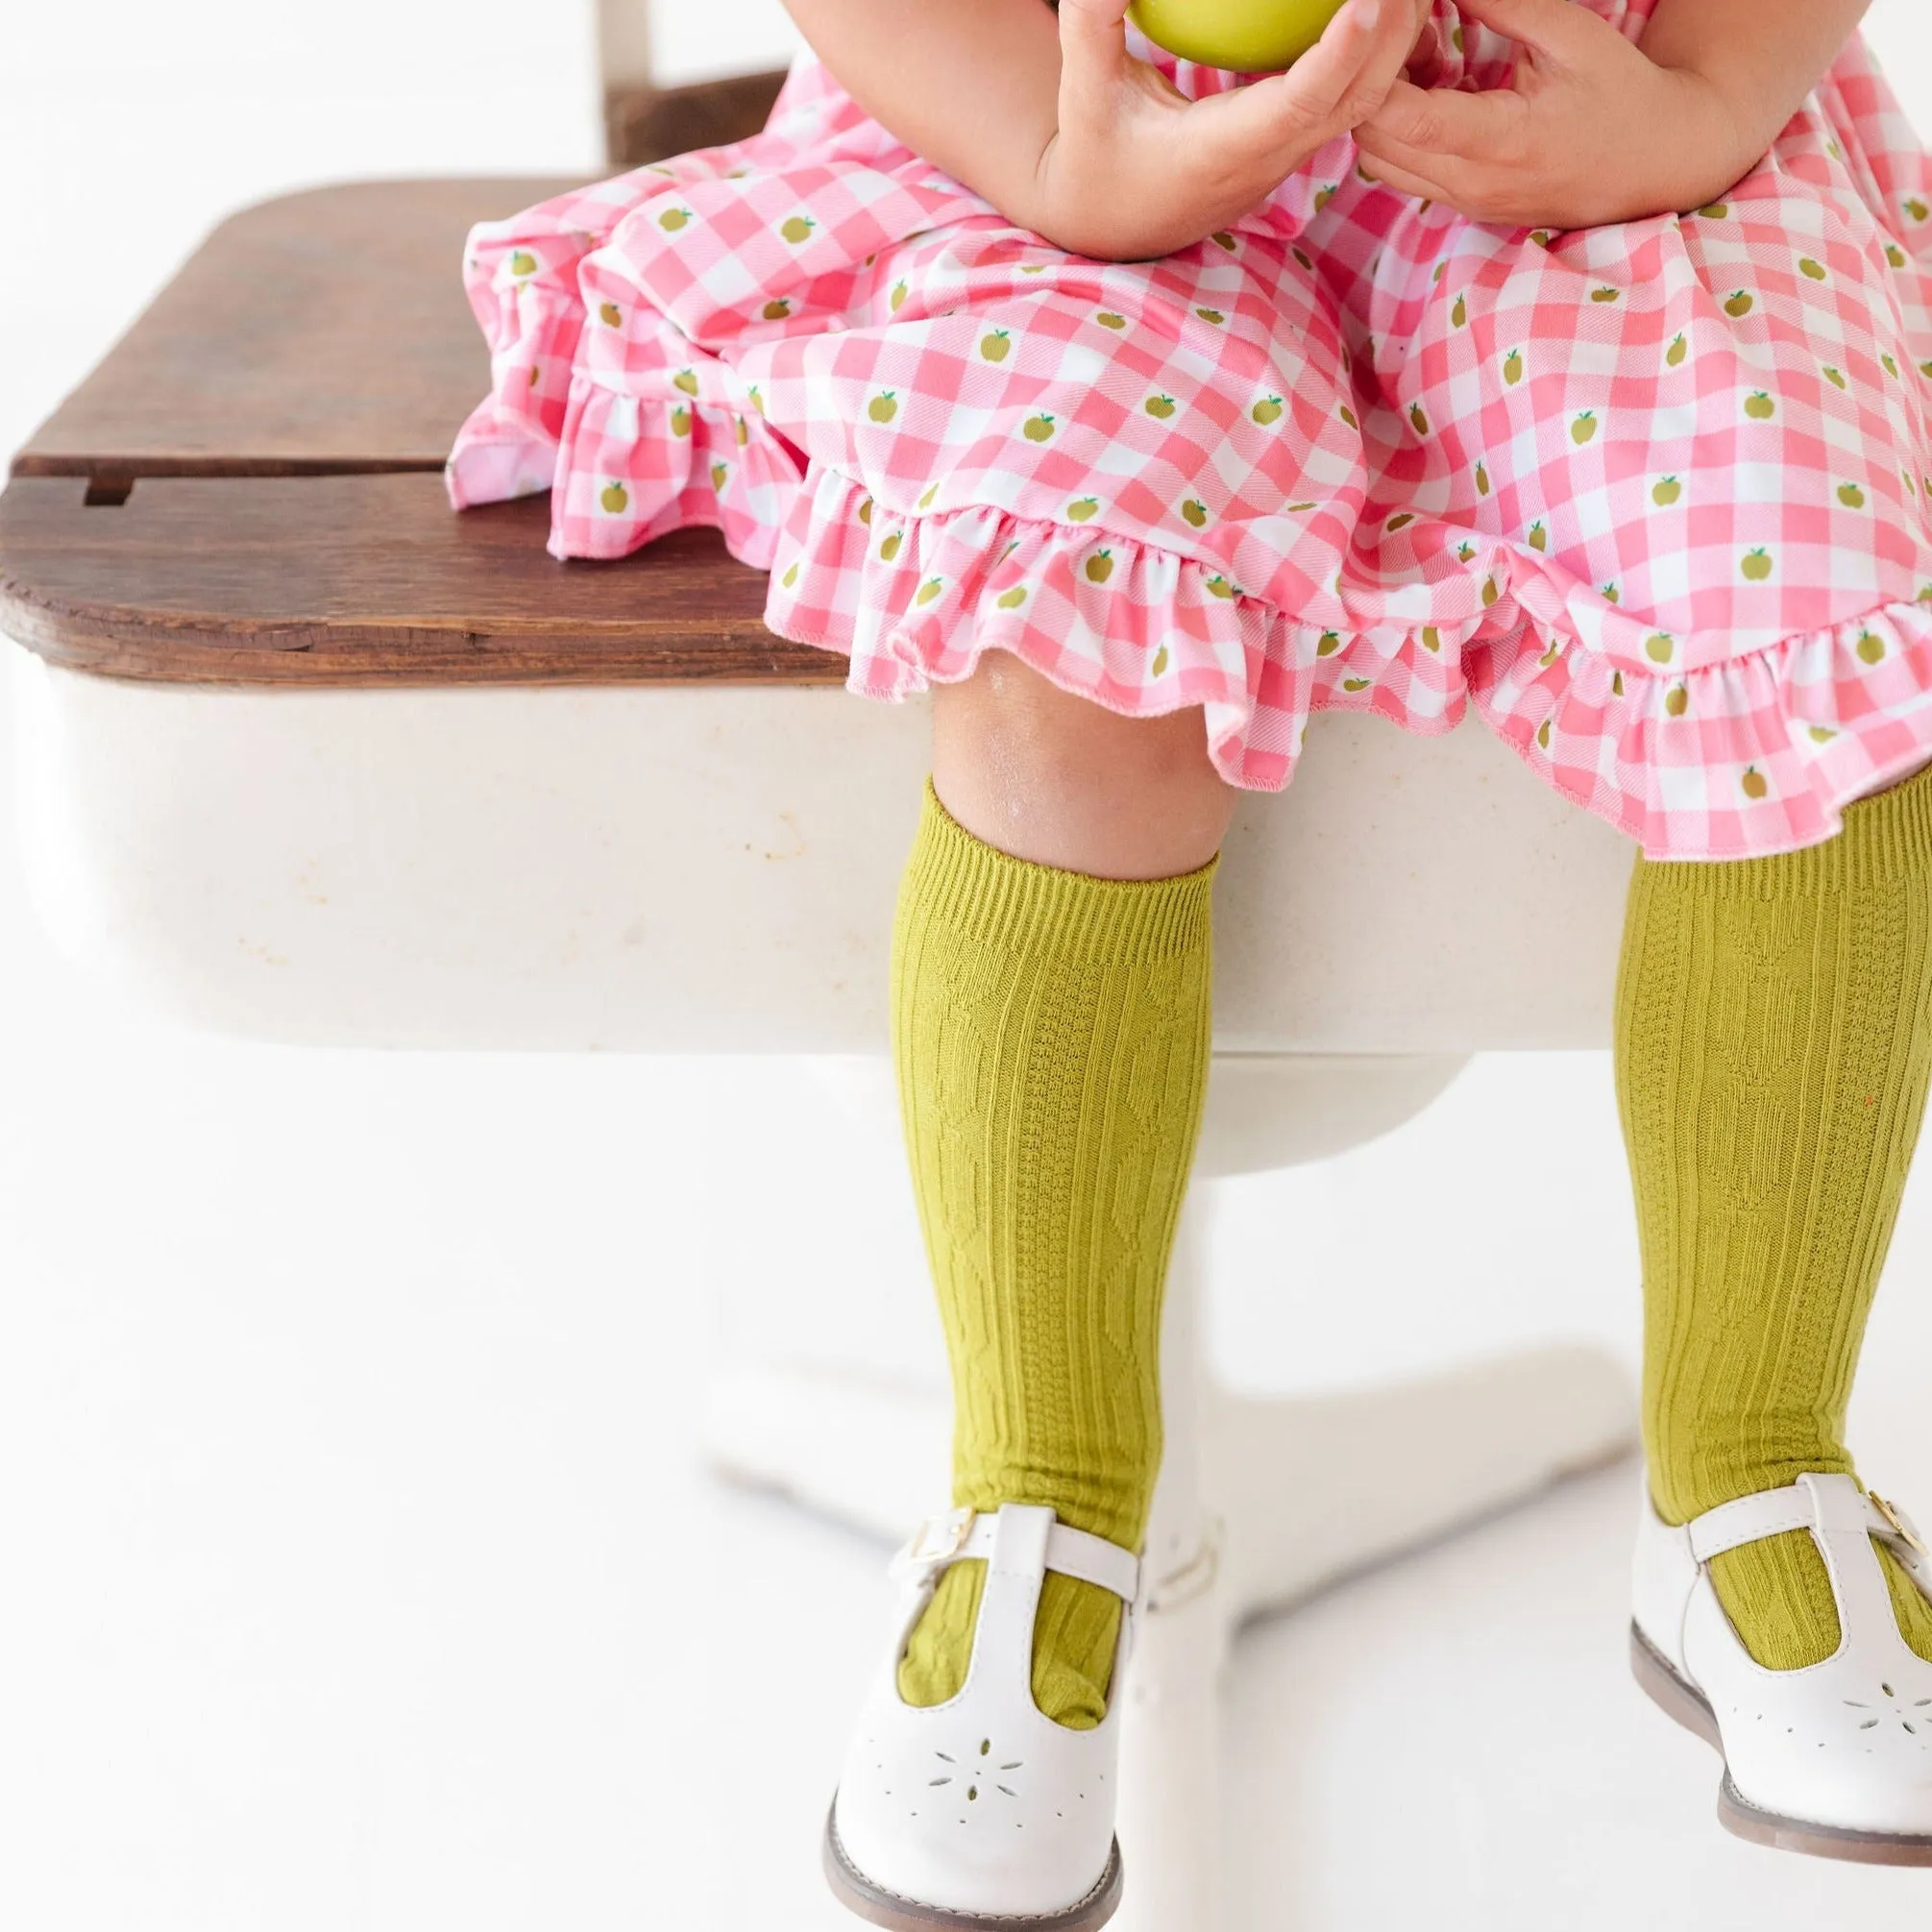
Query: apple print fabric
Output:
[[449, 0, 1932, 859]]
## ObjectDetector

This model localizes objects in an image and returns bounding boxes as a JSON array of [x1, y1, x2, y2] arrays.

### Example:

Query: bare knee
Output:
[[931, 652, 1235, 879]]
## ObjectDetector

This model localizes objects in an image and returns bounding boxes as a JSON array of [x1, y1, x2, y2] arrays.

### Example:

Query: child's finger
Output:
[[1450, 0, 1600, 63], [1224, 0, 1419, 151], [1057, 0, 1136, 92], [1356, 149, 1455, 207], [1357, 76, 1521, 163]]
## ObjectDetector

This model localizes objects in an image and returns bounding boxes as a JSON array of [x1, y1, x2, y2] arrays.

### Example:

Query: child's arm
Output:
[[782, 0, 1431, 260], [1355, 0, 1870, 232], [1640, 0, 1870, 173]]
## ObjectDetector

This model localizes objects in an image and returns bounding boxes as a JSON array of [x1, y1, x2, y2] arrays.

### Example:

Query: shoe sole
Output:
[[1629, 1622, 1932, 1867], [822, 1800, 1124, 1932]]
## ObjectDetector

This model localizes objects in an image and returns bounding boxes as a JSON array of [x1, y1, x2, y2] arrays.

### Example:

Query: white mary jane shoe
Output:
[[1632, 1470, 1932, 1864], [824, 1502, 1141, 1931]]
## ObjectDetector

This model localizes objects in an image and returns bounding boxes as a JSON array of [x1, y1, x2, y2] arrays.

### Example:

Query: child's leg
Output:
[[893, 654, 1234, 1729], [1617, 756, 1932, 1669]]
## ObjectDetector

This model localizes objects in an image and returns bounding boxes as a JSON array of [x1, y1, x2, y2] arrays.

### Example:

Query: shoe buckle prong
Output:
[[902, 1506, 976, 1571], [1871, 1491, 1927, 1555]]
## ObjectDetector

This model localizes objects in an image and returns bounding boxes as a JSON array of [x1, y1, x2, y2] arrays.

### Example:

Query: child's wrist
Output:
[[1643, 59, 1776, 210]]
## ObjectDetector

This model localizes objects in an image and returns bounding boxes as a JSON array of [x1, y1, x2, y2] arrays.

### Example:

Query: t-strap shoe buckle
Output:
[[1871, 1491, 1928, 1556]]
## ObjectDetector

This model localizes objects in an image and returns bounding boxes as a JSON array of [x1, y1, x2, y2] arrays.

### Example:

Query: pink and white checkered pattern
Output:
[[448, 0, 1932, 859]]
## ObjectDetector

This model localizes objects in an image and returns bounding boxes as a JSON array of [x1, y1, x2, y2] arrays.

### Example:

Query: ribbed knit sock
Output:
[[1616, 758, 1932, 1671], [890, 780, 1215, 1730]]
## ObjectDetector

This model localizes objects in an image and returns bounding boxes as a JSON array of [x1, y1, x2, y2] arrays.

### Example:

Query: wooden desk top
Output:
[[0, 173, 833, 685]]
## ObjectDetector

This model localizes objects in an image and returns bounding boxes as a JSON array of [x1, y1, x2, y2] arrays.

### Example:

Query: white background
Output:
[[6, 5, 1932, 1928]]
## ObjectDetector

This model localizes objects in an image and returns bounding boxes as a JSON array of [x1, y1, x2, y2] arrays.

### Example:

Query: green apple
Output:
[[1129, 0, 1348, 73]]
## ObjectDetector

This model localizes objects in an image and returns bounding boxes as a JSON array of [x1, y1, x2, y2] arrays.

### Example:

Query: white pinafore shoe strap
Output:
[[826, 1503, 1142, 1932], [1631, 1470, 1932, 1864]]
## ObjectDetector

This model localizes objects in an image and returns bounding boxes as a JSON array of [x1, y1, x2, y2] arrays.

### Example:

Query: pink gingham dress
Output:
[[448, 0, 1932, 859]]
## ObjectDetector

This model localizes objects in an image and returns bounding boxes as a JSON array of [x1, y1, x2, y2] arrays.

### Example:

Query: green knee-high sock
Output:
[[1616, 759, 1932, 1671], [890, 780, 1215, 1730]]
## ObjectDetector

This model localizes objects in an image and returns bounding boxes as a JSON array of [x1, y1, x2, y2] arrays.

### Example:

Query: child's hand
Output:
[[1355, 0, 1759, 230], [1037, 0, 1433, 260]]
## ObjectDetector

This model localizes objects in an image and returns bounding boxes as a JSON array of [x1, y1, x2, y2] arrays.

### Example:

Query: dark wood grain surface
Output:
[[12, 177, 579, 481], [0, 474, 835, 684]]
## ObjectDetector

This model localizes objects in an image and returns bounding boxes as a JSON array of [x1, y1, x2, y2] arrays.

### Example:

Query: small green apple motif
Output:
[[1086, 550, 1114, 584], [1475, 461, 1491, 496], [1344, 676, 1372, 693], [1196, 307, 1226, 326], [1646, 632, 1675, 663], [1452, 293, 1468, 328], [1699, 202, 1730, 219], [1536, 718, 1553, 749], [1206, 575, 1235, 599], [1889, 242, 1910, 268], [1528, 521, 1547, 551], [1653, 477, 1682, 506], [1857, 629, 1886, 664], [1799, 257, 1828, 281], [1613, 671, 1626, 696], [1504, 350, 1524, 384], [1571, 411, 1598, 445], [880, 531, 903, 562], [658, 208, 694, 232], [890, 281, 908, 311], [1741, 767, 1769, 799], [509, 250, 538, 277], [1724, 290, 1754, 318], [780, 215, 816, 244], [1339, 404, 1359, 429], [1809, 724, 1838, 742], [1023, 413, 1056, 442], [857, 498, 873, 526], [1146, 394, 1177, 419], [869, 392, 899, 425], [1602, 583, 1621, 604], [1252, 395, 1284, 426], [1422, 626, 1441, 652], [1823, 365, 1847, 389], [1667, 334, 1688, 368], [1181, 500, 1209, 528], [1666, 686, 1689, 718], [980, 330, 1011, 362], [1741, 548, 1773, 581], [1840, 482, 1867, 508], [762, 299, 793, 321], [711, 461, 728, 491], [1095, 310, 1127, 330], [1591, 286, 1620, 304], [1068, 497, 1100, 523], [1908, 197, 1930, 222], [997, 586, 1028, 610], [780, 560, 802, 590], [671, 404, 693, 438], [1386, 512, 1415, 532], [917, 483, 940, 510], [599, 481, 628, 514], [1482, 576, 1500, 606], [1745, 391, 1775, 420], [1882, 352, 1901, 378], [1152, 645, 1171, 675], [915, 578, 943, 607], [1538, 641, 1561, 669], [599, 302, 623, 328], [1409, 404, 1430, 436], [673, 369, 699, 397], [1316, 630, 1342, 656], [1457, 542, 1477, 562]]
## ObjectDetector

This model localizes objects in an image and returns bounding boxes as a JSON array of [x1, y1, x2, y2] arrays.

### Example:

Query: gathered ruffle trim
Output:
[[763, 470, 1932, 859]]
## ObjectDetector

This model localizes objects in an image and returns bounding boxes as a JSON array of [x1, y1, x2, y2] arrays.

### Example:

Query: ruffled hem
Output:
[[762, 469, 1932, 859]]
